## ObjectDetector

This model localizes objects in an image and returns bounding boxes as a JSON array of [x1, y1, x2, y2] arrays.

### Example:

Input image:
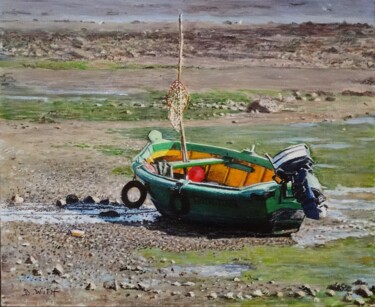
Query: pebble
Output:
[[16, 260, 22, 265], [171, 281, 181, 287], [325, 289, 336, 297], [208, 292, 218, 299], [294, 290, 305, 298], [186, 291, 195, 297], [56, 199, 66, 207], [66, 194, 79, 204], [85, 282, 96, 290], [252, 289, 263, 297], [32, 269, 43, 276], [83, 196, 96, 204], [182, 282, 195, 286], [276, 291, 283, 298], [223, 292, 235, 299], [354, 298, 365, 306], [25, 256, 37, 264], [52, 264, 64, 276], [103, 279, 119, 291], [137, 282, 150, 291], [120, 282, 136, 290], [12, 195, 24, 204], [354, 285, 373, 298], [233, 277, 240, 282], [22, 242, 30, 247], [244, 294, 252, 299], [171, 291, 181, 296], [343, 293, 353, 302]]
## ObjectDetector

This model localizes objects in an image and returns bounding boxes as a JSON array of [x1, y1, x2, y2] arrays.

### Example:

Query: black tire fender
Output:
[[168, 190, 190, 215], [121, 180, 147, 209]]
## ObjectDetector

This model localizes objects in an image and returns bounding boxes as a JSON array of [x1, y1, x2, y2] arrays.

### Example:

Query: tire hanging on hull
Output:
[[121, 180, 147, 209]]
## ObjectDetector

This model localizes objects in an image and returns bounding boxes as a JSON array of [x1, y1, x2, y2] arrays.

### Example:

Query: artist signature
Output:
[[22, 288, 60, 297]]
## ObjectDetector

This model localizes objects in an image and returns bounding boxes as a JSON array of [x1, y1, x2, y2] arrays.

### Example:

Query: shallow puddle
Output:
[[163, 264, 252, 278], [0, 203, 160, 224]]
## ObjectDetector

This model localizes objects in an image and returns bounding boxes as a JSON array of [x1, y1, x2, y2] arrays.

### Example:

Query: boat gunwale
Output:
[[134, 159, 279, 193]]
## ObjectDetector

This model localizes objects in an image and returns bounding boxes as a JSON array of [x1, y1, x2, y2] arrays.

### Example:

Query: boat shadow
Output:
[[144, 215, 292, 238], [62, 203, 292, 238]]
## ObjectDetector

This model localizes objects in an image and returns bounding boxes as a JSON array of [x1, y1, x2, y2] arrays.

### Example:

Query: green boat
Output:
[[121, 130, 326, 234], [120, 15, 326, 234]]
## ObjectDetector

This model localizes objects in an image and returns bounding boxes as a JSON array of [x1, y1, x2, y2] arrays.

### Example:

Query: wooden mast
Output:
[[178, 13, 188, 162]]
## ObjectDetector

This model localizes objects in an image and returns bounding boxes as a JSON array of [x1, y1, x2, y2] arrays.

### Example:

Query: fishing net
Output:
[[166, 80, 190, 132]]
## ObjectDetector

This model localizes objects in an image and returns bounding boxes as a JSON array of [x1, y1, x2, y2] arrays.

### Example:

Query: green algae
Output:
[[141, 237, 375, 286]]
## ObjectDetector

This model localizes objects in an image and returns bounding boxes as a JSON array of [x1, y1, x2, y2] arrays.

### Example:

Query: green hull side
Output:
[[132, 140, 304, 232]]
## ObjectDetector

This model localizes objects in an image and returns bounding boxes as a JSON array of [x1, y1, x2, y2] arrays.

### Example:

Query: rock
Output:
[[325, 289, 336, 297], [252, 289, 263, 297], [186, 291, 195, 297], [233, 277, 240, 282], [21, 242, 30, 247], [353, 279, 367, 285], [171, 291, 181, 296], [32, 269, 43, 276], [52, 264, 64, 276], [137, 282, 150, 291], [66, 194, 79, 204], [103, 280, 119, 291], [56, 199, 66, 207], [223, 292, 235, 299], [83, 196, 96, 204], [70, 229, 85, 237], [313, 297, 320, 303], [86, 282, 96, 290], [343, 293, 353, 302], [120, 282, 136, 290], [171, 281, 181, 287], [160, 258, 167, 263], [276, 291, 284, 298], [182, 282, 195, 286], [294, 290, 306, 298], [354, 285, 373, 298], [99, 198, 110, 205], [327, 282, 351, 292], [25, 256, 37, 264], [268, 280, 276, 284], [208, 292, 218, 299], [354, 298, 365, 306], [16, 260, 22, 265], [244, 294, 253, 299], [300, 284, 316, 296], [12, 195, 24, 204], [99, 210, 120, 217], [246, 97, 282, 113], [71, 37, 85, 48], [325, 96, 336, 101]]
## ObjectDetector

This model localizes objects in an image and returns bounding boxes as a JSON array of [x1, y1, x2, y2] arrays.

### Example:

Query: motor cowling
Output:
[[267, 144, 326, 220]]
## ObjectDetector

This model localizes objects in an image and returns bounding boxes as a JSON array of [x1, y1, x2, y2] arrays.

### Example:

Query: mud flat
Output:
[[1, 9, 375, 306]]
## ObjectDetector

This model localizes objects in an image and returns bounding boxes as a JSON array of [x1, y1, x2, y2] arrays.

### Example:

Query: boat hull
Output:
[[133, 153, 304, 233]]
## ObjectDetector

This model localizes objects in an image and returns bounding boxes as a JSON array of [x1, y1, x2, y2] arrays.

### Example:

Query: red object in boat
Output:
[[188, 166, 205, 182]]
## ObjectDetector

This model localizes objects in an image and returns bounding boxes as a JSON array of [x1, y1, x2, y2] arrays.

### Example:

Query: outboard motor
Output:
[[267, 144, 326, 220]]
